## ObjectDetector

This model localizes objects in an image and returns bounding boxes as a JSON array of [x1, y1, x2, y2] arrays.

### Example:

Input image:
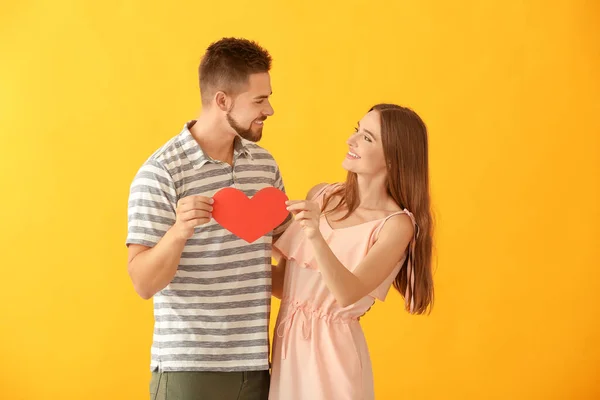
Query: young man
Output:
[[126, 37, 291, 400]]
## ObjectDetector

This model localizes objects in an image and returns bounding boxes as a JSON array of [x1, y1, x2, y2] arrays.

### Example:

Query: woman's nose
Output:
[[346, 133, 358, 146]]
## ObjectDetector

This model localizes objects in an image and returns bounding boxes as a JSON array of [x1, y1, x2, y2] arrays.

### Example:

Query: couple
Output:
[[126, 37, 434, 400]]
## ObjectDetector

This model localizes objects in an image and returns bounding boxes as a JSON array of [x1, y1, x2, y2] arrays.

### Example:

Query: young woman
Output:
[[269, 104, 434, 400]]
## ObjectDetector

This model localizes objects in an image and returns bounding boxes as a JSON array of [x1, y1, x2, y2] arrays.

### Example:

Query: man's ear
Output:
[[215, 91, 230, 112]]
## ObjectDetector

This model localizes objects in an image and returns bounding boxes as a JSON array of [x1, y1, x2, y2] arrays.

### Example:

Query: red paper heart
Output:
[[212, 186, 289, 243]]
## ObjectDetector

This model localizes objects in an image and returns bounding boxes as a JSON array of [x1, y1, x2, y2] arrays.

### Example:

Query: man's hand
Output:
[[172, 195, 214, 240]]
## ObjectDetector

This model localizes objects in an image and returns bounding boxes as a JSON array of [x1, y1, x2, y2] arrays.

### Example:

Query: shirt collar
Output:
[[178, 120, 253, 170]]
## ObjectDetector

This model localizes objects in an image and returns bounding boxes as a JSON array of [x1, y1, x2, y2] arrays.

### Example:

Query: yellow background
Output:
[[1, 1, 599, 399]]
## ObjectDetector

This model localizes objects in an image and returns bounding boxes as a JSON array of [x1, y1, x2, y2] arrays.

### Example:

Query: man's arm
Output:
[[127, 233, 187, 300], [126, 161, 212, 299]]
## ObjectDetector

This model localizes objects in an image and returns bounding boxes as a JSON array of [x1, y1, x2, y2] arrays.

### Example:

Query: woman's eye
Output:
[[364, 135, 372, 142]]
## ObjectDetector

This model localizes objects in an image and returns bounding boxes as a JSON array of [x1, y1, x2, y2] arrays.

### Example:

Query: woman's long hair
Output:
[[322, 104, 434, 314]]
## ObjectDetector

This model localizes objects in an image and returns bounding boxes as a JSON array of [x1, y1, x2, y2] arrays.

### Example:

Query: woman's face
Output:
[[342, 110, 387, 176]]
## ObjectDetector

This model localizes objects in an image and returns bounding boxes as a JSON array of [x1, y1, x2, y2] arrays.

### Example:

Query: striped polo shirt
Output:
[[126, 121, 292, 372]]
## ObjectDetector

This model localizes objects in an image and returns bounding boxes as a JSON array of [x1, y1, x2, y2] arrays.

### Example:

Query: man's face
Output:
[[225, 72, 274, 142]]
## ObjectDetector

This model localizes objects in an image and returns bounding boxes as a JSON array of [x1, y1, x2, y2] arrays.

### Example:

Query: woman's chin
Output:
[[341, 159, 355, 172]]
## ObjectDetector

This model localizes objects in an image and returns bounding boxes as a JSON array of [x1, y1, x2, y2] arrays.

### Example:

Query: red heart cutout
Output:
[[212, 186, 289, 243]]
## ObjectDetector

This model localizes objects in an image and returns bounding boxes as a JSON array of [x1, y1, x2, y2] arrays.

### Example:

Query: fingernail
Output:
[[210, 198, 214, 204]]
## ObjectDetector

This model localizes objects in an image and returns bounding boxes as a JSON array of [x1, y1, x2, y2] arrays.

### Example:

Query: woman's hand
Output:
[[285, 199, 322, 240]]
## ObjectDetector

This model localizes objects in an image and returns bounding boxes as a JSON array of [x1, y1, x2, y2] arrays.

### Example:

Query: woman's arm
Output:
[[271, 183, 328, 300], [285, 185, 414, 307], [308, 217, 412, 307]]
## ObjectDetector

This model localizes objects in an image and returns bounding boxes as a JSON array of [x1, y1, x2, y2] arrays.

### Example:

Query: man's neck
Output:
[[188, 113, 236, 165]]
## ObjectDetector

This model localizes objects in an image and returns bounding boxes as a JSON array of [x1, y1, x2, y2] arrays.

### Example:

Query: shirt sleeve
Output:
[[126, 160, 177, 248]]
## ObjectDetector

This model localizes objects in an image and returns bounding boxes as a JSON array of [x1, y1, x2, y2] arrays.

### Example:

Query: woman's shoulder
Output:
[[306, 183, 329, 200], [375, 209, 415, 244], [306, 182, 344, 200]]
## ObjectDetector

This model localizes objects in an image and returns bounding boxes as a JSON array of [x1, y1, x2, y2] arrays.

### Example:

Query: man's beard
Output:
[[226, 112, 263, 142]]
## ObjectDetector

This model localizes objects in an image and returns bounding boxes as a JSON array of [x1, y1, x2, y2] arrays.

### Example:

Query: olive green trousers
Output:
[[150, 370, 270, 400]]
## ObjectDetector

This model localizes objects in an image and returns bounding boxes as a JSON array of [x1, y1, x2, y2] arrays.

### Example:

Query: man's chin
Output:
[[241, 129, 262, 142]]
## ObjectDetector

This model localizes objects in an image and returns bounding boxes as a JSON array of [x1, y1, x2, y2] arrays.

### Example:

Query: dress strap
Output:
[[372, 210, 411, 239]]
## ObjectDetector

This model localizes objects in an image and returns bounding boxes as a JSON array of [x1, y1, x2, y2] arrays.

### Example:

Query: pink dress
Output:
[[269, 184, 417, 400]]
